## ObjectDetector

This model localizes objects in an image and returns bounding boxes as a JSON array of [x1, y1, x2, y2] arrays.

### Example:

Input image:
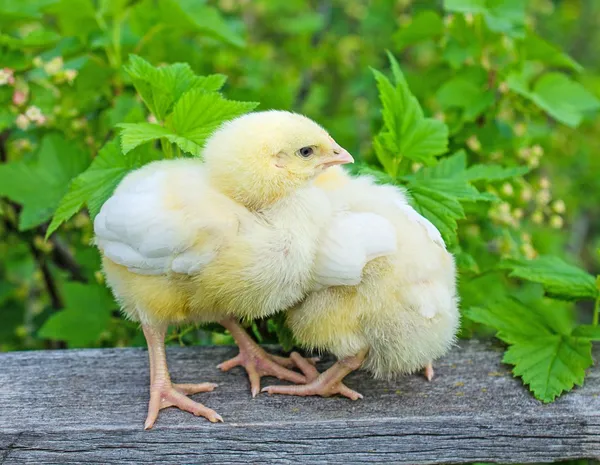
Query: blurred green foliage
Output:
[[0, 0, 599, 406]]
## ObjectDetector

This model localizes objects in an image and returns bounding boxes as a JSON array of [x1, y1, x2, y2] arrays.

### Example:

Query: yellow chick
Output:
[[94, 111, 355, 428], [262, 167, 460, 399]]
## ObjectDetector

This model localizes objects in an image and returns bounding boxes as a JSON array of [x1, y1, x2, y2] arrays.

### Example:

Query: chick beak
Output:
[[321, 140, 354, 169]]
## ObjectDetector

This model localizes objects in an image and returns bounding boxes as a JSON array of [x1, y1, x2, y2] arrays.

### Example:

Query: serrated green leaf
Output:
[[0, 0, 57, 21], [444, 0, 525, 38], [508, 70, 600, 127], [436, 77, 495, 121], [408, 184, 464, 245], [159, 0, 245, 48], [467, 298, 593, 403], [409, 151, 497, 203], [168, 89, 258, 155], [0, 134, 89, 231], [46, 140, 161, 237], [394, 10, 443, 50], [503, 335, 592, 403], [413, 150, 467, 180], [572, 324, 600, 341], [118, 122, 172, 154], [371, 54, 448, 172], [118, 91, 257, 156], [124, 54, 228, 120], [466, 299, 554, 344], [464, 164, 530, 182], [501, 256, 598, 301], [38, 282, 116, 347], [523, 32, 583, 73]]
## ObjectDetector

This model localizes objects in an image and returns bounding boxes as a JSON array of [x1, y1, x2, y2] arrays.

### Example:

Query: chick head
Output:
[[203, 110, 353, 210]]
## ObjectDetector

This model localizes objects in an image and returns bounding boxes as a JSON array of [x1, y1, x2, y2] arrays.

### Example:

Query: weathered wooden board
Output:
[[0, 339, 599, 464]]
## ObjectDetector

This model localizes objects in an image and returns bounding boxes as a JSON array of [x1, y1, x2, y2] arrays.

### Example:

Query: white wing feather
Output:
[[312, 212, 397, 289], [395, 200, 446, 249], [94, 166, 222, 276]]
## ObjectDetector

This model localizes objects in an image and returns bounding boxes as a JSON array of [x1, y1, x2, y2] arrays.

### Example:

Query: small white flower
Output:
[[517, 147, 531, 159], [0, 69, 10, 86], [501, 183, 514, 197], [64, 69, 78, 84], [25, 106, 43, 123], [536, 189, 551, 205], [549, 215, 564, 229], [521, 243, 537, 260], [44, 56, 63, 76], [466, 135, 481, 152], [520, 186, 533, 202], [552, 200, 566, 214], [532, 144, 544, 157], [531, 211, 544, 224], [16, 114, 29, 130]]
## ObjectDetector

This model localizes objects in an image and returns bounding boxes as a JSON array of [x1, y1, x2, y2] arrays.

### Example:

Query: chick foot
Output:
[[146, 382, 222, 430], [262, 350, 366, 400], [143, 325, 222, 430], [218, 319, 309, 397], [424, 363, 434, 381]]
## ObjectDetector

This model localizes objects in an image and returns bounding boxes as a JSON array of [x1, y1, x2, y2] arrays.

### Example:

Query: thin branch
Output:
[[49, 236, 87, 283], [27, 240, 64, 309]]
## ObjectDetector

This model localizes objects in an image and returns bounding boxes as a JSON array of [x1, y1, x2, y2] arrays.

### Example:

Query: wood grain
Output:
[[1, 339, 598, 464]]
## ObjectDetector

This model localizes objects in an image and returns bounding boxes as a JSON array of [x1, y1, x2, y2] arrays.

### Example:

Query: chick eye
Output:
[[298, 146, 314, 158]]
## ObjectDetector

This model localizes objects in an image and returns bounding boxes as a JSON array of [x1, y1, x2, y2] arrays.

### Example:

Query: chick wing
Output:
[[312, 212, 396, 288], [94, 160, 236, 276]]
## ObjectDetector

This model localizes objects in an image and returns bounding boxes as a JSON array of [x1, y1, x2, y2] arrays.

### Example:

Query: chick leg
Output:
[[217, 318, 308, 397], [424, 363, 434, 381], [262, 350, 367, 400], [143, 325, 222, 430]]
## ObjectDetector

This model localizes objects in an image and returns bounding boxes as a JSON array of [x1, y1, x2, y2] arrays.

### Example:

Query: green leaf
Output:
[[409, 151, 498, 202], [38, 282, 116, 347], [46, 140, 161, 238], [466, 299, 553, 344], [402, 150, 507, 245], [372, 53, 448, 172], [0, 0, 57, 21], [118, 123, 173, 154], [124, 54, 228, 120], [394, 10, 443, 50], [408, 184, 464, 245], [159, 0, 245, 48], [444, 0, 525, 38], [500, 256, 598, 301], [119, 91, 257, 156], [436, 77, 495, 121], [503, 335, 592, 403], [572, 324, 600, 341], [508, 70, 600, 127], [464, 164, 530, 182], [46, 0, 98, 41], [467, 299, 593, 402], [522, 32, 583, 73], [0, 134, 89, 231], [168, 89, 258, 155]]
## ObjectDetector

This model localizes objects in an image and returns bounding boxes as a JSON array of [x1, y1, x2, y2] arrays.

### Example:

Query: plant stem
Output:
[[593, 296, 599, 326]]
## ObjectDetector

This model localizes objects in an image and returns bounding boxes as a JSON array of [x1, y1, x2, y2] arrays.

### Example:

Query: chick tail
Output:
[[360, 293, 460, 380]]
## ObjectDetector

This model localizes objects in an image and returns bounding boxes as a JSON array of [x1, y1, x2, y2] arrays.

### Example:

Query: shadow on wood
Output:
[[0, 339, 599, 464]]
